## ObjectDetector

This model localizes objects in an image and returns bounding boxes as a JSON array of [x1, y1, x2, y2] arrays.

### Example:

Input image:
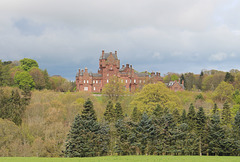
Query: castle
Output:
[[76, 50, 163, 92]]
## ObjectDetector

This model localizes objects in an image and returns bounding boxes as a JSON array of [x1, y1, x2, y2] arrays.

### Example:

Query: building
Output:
[[166, 80, 185, 92], [76, 50, 163, 92]]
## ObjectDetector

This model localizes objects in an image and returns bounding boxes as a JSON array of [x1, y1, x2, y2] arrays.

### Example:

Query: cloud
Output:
[[0, 0, 240, 80]]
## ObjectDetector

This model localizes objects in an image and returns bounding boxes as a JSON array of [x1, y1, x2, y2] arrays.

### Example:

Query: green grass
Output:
[[1, 156, 240, 162]]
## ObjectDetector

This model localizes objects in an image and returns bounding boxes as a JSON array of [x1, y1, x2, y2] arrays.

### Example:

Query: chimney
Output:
[[126, 64, 129, 68], [145, 70, 148, 74], [115, 51, 117, 56], [78, 68, 81, 74], [102, 50, 104, 58], [122, 64, 125, 68], [110, 52, 112, 55], [156, 72, 158, 76], [81, 69, 84, 73], [85, 67, 88, 73], [130, 65, 132, 68]]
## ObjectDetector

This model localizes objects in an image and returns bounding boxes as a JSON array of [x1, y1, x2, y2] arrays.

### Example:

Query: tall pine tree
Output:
[[196, 107, 206, 156], [222, 102, 232, 125], [104, 100, 115, 122], [115, 102, 124, 121]]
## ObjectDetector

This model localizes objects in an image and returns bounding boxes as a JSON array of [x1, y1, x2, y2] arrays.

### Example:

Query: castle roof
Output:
[[135, 72, 149, 77], [100, 53, 118, 60]]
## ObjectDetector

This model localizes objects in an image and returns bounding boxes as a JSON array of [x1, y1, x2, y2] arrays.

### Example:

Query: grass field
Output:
[[1, 156, 240, 162]]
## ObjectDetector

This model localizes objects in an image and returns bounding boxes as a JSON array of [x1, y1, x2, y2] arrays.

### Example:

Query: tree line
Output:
[[0, 58, 75, 92], [65, 99, 240, 157]]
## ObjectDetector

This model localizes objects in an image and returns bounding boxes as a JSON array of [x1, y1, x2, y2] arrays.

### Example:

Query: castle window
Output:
[[94, 87, 96, 91], [121, 79, 123, 83], [84, 87, 88, 91], [84, 80, 85, 83], [96, 80, 98, 83], [134, 79, 136, 83], [87, 80, 89, 83], [107, 79, 109, 83], [93, 80, 95, 84], [126, 80, 127, 83], [143, 80, 145, 83], [140, 80, 142, 83], [99, 80, 101, 83], [107, 74, 109, 76]]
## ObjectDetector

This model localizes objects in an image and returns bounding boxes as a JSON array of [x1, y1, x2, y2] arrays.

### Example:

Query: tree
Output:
[[232, 111, 240, 155], [29, 67, 46, 90], [65, 99, 110, 157], [0, 89, 27, 125], [172, 108, 180, 124], [222, 102, 232, 125], [115, 102, 124, 121], [20, 58, 39, 71], [131, 82, 181, 113], [212, 103, 219, 114], [181, 109, 187, 123], [81, 98, 97, 121], [102, 76, 126, 102], [104, 100, 115, 123], [153, 104, 163, 118], [224, 72, 234, 83], [208, 113, 225, 155], [131, 107, 141, 122], [136, 113, 155, 155], [171, 74, 179, 81], [195, 107, 206, 156], [14, 71, 35, 90], [184, 73, 195, 90], [187, 103, 196, 130], [213, 81, 234, 102]]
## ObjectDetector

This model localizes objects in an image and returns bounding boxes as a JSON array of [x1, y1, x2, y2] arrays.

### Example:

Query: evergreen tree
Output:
[[181, 109, 187, 123], [224, 72, 234, 83], [196, 107, 206, 156], [212, 103, 219, 114], [115, 120, 131, 155], [136, 113, 156, 155], [115, 102, 124, 121], [187, 103, 196, 129], [222, 102, 232, 125], [153, 104, 163, 118], [82, 98, 97, 121], [172, 108, 180, 124], [131, 107, 140, 122], [65, 99, 110, 157], [233, 111, 240, 155], [208, 113, 225, 155], [104, 100, 115, 122]]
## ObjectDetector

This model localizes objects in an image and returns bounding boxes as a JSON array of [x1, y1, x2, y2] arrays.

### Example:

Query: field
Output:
[[1, 156, 240, 162]]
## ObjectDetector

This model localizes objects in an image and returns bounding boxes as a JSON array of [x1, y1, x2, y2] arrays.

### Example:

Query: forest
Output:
[[0, 58, 240, 157]]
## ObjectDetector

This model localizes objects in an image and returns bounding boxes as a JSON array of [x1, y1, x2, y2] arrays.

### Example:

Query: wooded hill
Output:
[[0, 58, 240, 157]]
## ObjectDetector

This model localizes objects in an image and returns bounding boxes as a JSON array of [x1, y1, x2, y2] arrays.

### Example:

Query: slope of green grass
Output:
[[1, 156, 240, 162]]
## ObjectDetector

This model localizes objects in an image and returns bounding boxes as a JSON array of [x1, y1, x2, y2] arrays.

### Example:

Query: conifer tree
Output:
[[136, 112, 155, 155], [115, 119, 131, 155], [131, 107, 140, 122], [172, 108, 180, 124], [181, 109, 187, 123], [208, 113, 225, 155], [196, 107, 206, 156], [187, 103, 196, 129], [233, 111, 240, 155], [222, 102, 232, 125], [153, 104, 163, 118], [104, 100, 115, 122], [115, 102, 124, 121], [65, 99, 110, 157], [82, 98, 97, 121], [212, 103, 219, 114]]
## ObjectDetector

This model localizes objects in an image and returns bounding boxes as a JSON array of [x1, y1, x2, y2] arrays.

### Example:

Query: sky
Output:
[[0, 0, 240, 81]]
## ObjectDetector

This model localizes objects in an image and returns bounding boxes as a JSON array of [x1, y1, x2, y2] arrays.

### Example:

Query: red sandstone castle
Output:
[[76, 50, 163, 92]]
